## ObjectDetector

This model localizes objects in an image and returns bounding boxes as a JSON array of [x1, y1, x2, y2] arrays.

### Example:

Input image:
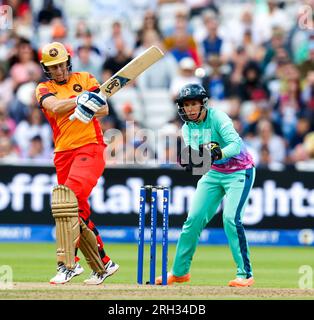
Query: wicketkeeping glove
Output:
[[209, 141, 222, 163]]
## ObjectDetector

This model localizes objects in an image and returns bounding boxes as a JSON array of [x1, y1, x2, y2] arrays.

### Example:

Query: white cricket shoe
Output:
[[84, 260, 119, 285], [50, 263, 84, 284]]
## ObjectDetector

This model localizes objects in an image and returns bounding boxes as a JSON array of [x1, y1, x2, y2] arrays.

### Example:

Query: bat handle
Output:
[[69, 113, 76, 121]]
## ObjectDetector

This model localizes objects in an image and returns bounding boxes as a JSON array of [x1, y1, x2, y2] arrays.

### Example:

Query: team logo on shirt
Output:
[[49, 48, 58, 57], [73, 84, 83, 92]]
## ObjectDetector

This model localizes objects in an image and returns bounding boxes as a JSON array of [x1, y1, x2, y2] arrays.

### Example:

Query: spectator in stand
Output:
[[0, 64, 14, 107], [201, 54, 232, 100], [170, 57, 201, 100], [136, 30, 178, 90], [261, 27, 288, 73], [7, 0, 33, 40], [273, 77, 307, 144], [72, 46, 103, 82], [163, 7, 201, 66], [37, 0, 63, 25], [286, 8, 311, 64], [9, 37, 40, 72], [301, 70, 314, 124], [263, 46, 290, 82], [228, 47, 250, 89], [257, 144, 274, 169], [249, 119, 286, 168], [102, 21, 135, 59], [290, 131, 314, 170], [199, 10, 223, 61], [298, 37, 314, 80], [50, 18, 71, 48], [76, 29, 102, 57], [102, 37, 133, 82], [0, 136, 19, 161], [267, 60, 300, 109], [167, 29, 201, 65], [0, 104, 15, 139], [237, 61, 269, 103], [254, 0, 291, 45], [21, 134, 52, 161], [241, 29, 265, 63], [8, 61, 42, 123], [163, 5, 194, 38], [223, 7, 263, 50], [289, 117, 312, 151], [13, 107, 52, 157], [135, 9, 162, 48]]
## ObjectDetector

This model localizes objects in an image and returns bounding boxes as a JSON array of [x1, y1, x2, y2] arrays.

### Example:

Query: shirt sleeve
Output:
[[214, 110, 241, 158], [35, 83, 55, 107], [86, 73, 100, 93], [181, 123, 191, 147]]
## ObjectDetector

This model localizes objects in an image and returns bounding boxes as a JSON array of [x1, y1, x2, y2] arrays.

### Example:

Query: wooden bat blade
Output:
[[99, 46, 164, 97]]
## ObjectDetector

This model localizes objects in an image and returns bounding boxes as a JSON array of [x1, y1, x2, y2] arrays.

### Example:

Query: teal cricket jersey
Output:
[[181, 108, 254, 173]]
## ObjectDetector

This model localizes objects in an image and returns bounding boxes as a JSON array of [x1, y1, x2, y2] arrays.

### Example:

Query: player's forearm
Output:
[[221, 141, 241, 159], [43, 96, 77, 114]]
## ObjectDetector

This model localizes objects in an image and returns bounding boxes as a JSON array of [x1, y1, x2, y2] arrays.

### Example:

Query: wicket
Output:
[[137, 185, 169, 285]]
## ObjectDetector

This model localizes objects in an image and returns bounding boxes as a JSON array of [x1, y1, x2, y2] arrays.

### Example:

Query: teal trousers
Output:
[[172, 167, 255, 279]]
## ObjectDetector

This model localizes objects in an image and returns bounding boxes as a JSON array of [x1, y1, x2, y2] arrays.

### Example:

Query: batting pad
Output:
[[79, 221, 106, 275], [51, 185, 80, 269]]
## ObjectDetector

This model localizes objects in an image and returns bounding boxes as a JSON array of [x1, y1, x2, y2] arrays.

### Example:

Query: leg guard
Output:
[[51, 185, 80, 270], [79, 220, 106, 275]]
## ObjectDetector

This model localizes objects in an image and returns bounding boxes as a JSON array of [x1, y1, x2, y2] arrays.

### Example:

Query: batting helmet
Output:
[[40, 42, 72, 79]]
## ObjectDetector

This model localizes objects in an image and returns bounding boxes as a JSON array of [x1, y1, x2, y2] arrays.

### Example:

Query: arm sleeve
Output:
[[35, 83, 55, 107], [214, 110, 241, 158], [181, 124, 191, 147], [86, 73, 101, 93]]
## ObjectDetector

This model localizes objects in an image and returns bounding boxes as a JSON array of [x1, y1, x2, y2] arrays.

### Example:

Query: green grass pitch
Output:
[[0, 242, 313, 288]]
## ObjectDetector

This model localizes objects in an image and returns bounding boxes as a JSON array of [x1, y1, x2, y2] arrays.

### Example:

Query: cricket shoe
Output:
[[228, 277, 254, 287], [50, 263, 84, 284], [155, 272, 190, 285], [84, 260, 119, 285]]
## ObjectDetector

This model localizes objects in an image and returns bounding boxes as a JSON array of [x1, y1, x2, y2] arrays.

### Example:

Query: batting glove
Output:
[[76, 91, 107, 113], [71, 104, 95, 124]]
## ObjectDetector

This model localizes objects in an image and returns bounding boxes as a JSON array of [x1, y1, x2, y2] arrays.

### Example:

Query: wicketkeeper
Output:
[[156, 83, 255, 287], [35, 42, 119, 285]]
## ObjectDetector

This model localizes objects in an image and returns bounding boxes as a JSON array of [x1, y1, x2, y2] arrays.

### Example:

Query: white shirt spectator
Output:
[[13, 108, 52, 157], [170, 57, 201, 99], [249, 119, 286, 165], [137, 52, 178, 90]]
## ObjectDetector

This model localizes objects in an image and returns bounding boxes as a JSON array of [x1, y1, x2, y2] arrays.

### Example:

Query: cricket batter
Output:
[[36, 42, 119, 285], [156, 83, 255, 287]]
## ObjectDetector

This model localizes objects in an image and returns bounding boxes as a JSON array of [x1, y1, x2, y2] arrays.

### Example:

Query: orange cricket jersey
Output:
[[35, 72, 105, 152]]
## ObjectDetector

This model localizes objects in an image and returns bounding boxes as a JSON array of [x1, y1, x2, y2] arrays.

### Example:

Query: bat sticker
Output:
[[105, 76, 130, 94]]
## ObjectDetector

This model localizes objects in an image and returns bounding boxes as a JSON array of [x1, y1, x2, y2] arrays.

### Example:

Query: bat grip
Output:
[[69, 114, 76, 121]]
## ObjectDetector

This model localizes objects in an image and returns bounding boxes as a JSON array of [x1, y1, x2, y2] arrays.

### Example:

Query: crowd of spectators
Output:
[[0, 0, 314, 170]]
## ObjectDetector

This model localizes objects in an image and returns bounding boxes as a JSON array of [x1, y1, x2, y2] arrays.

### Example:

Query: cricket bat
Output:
[[70, 46, 164, 121]]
